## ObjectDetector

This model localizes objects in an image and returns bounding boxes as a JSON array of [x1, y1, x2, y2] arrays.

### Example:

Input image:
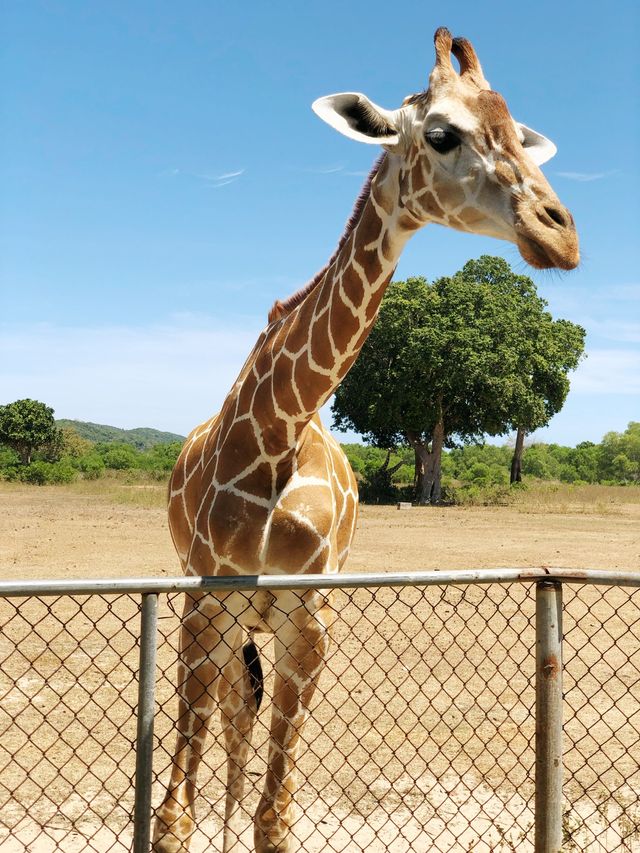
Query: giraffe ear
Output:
[[516, 121, 558, 166], [312, 93, 400, 145]]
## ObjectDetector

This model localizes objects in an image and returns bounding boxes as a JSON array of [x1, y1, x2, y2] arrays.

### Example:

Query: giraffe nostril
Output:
[[543, 206, 568, 228]]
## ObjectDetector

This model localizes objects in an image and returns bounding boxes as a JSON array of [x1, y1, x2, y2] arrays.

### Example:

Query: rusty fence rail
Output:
[[0, 568, 639, 852]]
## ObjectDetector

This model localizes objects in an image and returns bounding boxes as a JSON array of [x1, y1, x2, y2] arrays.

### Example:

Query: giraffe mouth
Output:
[[516, 233, 579, 271]]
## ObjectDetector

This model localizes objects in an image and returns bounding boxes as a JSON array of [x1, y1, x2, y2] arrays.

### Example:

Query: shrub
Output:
[[449, 482, 512, 506], [139, 441, 183, 474], [19, 460, 77, 485], [0, 446, 21, 481], [98, 443, 142, 470], [77, 453, 106, 480]]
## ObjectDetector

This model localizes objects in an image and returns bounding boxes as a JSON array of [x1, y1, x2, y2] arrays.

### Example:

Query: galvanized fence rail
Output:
[[0, 568, 639, 852]]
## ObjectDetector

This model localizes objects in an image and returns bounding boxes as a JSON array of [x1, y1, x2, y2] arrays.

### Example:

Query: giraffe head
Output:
[[312, 27, 579, 270]]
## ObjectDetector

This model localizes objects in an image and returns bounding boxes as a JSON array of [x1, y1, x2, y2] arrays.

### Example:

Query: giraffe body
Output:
[[154, 28, 579, 853]]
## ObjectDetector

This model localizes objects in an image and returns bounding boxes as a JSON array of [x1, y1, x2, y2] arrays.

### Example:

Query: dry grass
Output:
[[29, 477, 640, 516], [45, 476, 169, 509], [510, 482, 640, 516]]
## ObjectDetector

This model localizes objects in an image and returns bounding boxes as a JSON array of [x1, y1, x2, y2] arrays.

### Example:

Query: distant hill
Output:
[[57, 420, 185, 450]]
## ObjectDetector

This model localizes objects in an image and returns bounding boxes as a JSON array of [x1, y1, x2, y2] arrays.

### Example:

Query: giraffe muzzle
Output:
[[514, 200, 580, 271]]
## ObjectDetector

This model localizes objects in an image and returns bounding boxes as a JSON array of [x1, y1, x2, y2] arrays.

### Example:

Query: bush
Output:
[[98, 443, 142, 470], [0, 446, 21, 481], [358, 468, 401, 504], [77, 453, 106, 480], [449, 482, 512, 506], [139, 441, 183, 475], [19, 460, 77, 485]]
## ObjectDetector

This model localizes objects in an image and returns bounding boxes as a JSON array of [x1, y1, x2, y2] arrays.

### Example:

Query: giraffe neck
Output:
[[247, 153, 419, 457]]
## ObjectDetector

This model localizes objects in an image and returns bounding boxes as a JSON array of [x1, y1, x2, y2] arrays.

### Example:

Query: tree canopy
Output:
[[0, 399, 62, 465], [332, 256, 585, 502]]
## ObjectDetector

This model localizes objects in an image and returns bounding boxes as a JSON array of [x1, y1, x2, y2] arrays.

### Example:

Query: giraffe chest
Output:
[[188, 480, 337, 575], [170, 418, 358, 577]]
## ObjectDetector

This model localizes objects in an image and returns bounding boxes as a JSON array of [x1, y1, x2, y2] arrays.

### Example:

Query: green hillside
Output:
[[56, 419, 185, 450]]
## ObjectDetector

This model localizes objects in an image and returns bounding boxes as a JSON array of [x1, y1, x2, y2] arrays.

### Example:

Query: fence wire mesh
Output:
[[0, 580, 638, 852]]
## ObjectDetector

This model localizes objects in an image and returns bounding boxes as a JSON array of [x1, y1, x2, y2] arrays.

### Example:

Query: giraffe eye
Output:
[[426, 129, 461, 154]]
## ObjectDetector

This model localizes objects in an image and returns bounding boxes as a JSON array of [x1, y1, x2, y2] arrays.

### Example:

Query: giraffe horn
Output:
[[432, 27, 455, 74], [451, 36, 490, 89]]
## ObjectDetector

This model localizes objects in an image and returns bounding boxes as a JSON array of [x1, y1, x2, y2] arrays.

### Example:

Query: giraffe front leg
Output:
[[254, 592, 334, 853], [219, 637, 263, 853], [153, 595, 236, 853]]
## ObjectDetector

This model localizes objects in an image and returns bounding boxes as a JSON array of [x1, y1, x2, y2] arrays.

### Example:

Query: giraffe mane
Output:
[[268, 153, 387, 324]]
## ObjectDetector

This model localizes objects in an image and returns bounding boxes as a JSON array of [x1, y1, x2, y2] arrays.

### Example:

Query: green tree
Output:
[[567, 441, 601, 483], [0, 399, 62, 465], [140, 441, 184, 473], [332, 257, 584, 503], [598, 422, 640, 482], [58, 426, 94, 459], [508, 315, 585, 483], [96, 442, 142, 470]]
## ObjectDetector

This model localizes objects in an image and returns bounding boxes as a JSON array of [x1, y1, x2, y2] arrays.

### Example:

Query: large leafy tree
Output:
[[332, 256, 585, 503], [598, 422, 640, 482], [0, 399, 62, 465], [508, 315, 585, 482]]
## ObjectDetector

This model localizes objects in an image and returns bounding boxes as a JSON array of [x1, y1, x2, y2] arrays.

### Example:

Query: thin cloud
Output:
[[299, 164, 370, 178], [555, 169, 618, 182], [196, 168, 245, 188], [206, 177, 238, 188], [214, 169, 245, 181], [161, 167, 245, 188], [292, 163, 346, 175]]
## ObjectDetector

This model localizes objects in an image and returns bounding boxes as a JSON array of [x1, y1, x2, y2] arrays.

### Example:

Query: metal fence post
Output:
[[535, 580, 563, 853], [133, 592, 159, 853]]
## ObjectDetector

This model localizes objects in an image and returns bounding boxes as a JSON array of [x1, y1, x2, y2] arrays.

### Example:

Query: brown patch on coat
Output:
[[208, 489, 267, 566], [329, 286, 361, 353], [272, 353, 303, 418], [233, 462, 274, 497], [293, 355, 333, 413], [420, 190, 446, 219], [309, 308, 334, 372], [215, 417, 262, 485], [339, 264, 366, 311], [264, 507, 324, 570], [434, 181, 466, 210]]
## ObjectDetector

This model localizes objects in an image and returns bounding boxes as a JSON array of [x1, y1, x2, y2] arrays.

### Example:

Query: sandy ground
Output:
[[0, 485, 639, 852], [1, 484, 639, 579]]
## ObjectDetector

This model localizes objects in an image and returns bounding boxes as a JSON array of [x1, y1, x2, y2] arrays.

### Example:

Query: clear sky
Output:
[[2, 1, 639, 446]]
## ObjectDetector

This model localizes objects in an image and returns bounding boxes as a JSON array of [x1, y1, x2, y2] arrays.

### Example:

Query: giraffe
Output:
[[153, 27, 578, 853]]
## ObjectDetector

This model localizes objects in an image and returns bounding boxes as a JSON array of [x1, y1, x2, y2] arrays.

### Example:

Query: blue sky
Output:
[[2, 1, 639, 446]]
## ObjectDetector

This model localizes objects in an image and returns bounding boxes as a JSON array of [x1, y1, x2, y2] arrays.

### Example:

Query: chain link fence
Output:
[[0, 570, 638, 852]]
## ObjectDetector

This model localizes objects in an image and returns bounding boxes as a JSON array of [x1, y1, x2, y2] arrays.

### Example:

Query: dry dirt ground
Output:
[[0, 484, 639, 853], [1, 483, 639, 579]]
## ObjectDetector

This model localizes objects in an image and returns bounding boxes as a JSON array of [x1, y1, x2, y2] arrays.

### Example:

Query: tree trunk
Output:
[[407, 418, 445, 505], [510, 426, 526, 484], [414, 448, 424, 500]]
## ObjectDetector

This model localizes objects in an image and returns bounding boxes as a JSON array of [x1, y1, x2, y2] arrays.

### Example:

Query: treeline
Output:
[[0, 433, 184, 485], [344, 422, 640, 504], [0, 398, 184, 485], [1, 402, 637, 502]]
